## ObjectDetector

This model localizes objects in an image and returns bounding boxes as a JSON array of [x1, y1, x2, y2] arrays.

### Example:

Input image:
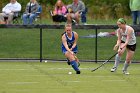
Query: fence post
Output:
[[95, 28, 98, 63], [40, 28, 43, 62]]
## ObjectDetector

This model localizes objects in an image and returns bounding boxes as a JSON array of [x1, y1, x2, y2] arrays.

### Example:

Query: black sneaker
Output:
[[76, 71, 81, 74]]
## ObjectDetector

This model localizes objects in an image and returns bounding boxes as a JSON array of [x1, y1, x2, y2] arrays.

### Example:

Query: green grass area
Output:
[[0, 62, 140, 93]]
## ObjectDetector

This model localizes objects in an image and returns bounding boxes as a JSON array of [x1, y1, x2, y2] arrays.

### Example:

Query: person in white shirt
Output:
[[111, 18, 136, 75], [0, 0, 21, 24]]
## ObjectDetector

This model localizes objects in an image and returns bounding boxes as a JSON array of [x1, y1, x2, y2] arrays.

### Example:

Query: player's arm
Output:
[[70, 32, 78, 50], [62, 35, 73, 54], [114, 29, 121, 51], [120, 28, 132, 49]]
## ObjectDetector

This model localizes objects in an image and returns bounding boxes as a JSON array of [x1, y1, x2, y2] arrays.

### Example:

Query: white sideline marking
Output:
[[0, 69, 34, 71], [49, 68, 90, 70], [25, 75, 47, 77], [0, 68, 90, 71], [102, 80, 126, 82], [64, 81, 80, 83], [13, 89, 31, 92], [83, 75, 117, 78], [0, 69, 26, 70], [8, 82, 39, 85], [49, 68, 72, 70]]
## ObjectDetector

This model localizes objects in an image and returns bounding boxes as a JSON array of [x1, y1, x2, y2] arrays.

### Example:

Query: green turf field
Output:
[[0, 62, 139, 93]]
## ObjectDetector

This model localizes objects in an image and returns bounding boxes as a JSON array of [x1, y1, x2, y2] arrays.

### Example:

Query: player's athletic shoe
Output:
[[123, 70, 130, 75], [76, 71, 81, 74], [111, 67, 117, 72]]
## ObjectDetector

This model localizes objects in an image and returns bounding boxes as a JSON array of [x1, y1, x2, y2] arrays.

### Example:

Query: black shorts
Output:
[[121, 41, 136, 51], [52, 15, 67, 22]]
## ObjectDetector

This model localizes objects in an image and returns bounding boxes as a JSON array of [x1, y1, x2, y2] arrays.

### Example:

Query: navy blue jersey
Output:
[[62, 31, 78, 54]]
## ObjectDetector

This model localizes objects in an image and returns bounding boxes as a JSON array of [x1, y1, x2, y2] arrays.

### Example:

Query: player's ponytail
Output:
[[61, 32, 66, 36]]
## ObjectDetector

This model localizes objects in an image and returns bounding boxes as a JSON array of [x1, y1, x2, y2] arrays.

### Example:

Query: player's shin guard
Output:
[[122, 61, 130, 71], [114, 54, 121, 68], [70, 60, 80, 72]]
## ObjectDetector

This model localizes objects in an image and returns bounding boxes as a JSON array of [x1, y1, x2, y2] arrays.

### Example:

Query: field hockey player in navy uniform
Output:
[[61, 24, 80, 74]]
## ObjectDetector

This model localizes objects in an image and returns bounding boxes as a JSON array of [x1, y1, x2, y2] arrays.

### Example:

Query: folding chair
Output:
[[34, 5, 42, 24], [4, 12, 21, 24]]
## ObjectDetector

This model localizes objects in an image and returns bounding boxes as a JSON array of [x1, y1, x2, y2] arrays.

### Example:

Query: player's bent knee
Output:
[[125, 60, 131, 64], [126, 60, 131, 63]]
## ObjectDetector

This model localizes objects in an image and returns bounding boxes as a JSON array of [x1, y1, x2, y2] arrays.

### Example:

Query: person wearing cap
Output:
[[110, 18, 136, 75]]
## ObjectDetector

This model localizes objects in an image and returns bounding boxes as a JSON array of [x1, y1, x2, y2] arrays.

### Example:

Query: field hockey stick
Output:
[[91, 52, 118, 72], [74, 55, 79, 62]]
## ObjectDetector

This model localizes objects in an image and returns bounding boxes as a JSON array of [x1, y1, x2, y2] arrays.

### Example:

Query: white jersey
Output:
[[119, 25, 136, 45]]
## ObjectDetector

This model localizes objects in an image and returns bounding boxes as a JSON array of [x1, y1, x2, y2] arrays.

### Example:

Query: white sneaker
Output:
[[123, 70, 130, 75], [83, 23, 88, 25], [111, 67, 117, 72]]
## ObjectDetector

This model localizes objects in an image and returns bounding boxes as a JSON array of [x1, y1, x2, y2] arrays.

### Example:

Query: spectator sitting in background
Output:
[[66, 0, 85, 24], [80, 0, 87, 25], [129, 0, 140, 25], [51, 0, 67, 24], [22, 0, 39, 25], [0, 0, 21, 24]]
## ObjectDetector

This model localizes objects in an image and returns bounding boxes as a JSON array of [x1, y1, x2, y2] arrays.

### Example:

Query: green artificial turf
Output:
[[0, 62, 139, 93]]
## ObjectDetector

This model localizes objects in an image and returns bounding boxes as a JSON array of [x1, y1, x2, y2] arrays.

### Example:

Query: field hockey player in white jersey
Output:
[[111, 18, 136, 75]]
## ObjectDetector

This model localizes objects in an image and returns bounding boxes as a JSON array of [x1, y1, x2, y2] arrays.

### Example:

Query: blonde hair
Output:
[[55, 0, 64, 10], [65, 23, 72, 28]]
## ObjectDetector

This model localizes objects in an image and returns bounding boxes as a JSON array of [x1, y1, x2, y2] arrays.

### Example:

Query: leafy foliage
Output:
[[0, 0, 130, 19]]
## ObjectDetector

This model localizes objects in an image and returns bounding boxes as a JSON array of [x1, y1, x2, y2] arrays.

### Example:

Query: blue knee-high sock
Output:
[[70, 60, 79, 71]]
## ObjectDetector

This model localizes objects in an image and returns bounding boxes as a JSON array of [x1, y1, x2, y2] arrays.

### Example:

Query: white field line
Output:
[[0, 68, 90, 71], [0, 67, 139, 71], [24, 74, 118, 78], [6, 89, 32, 92], [49, 67, 91, 70], [102, 80, 126, 82], [64, 81, 81, 83], [11, 89, 31, 92], [0, 67, 112, 71], [47, 67, 140, 70], [0, 69, 35, 71], [25, 75, 48, 77], [8, 82, 39, 85]]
